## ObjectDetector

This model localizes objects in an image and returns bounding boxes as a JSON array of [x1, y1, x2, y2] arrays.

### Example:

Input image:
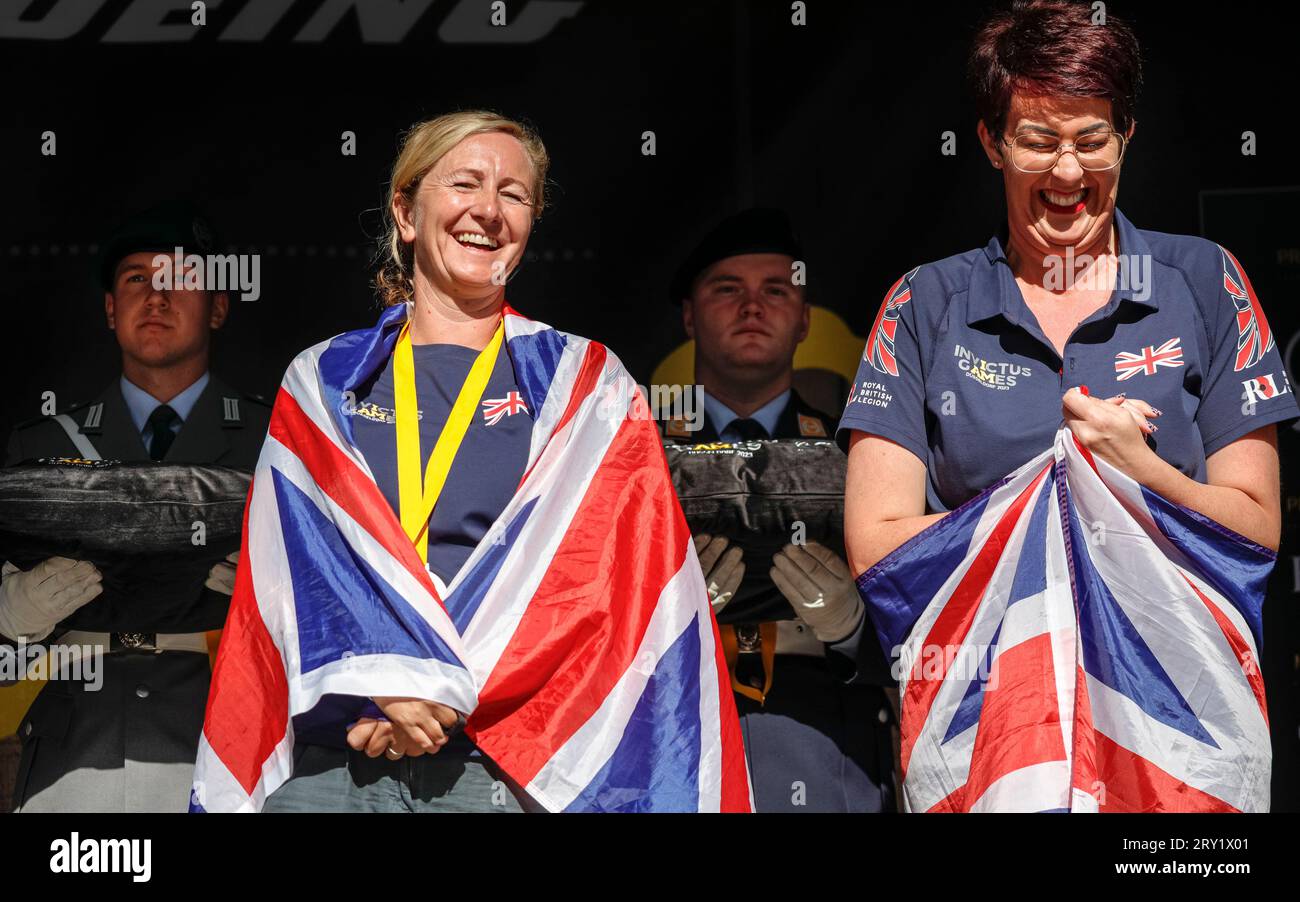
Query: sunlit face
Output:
[[104, 251, 227, 368], [979, 93, 1133, 255], [395, 132, 536, 301], [683, 253, 809, 377]]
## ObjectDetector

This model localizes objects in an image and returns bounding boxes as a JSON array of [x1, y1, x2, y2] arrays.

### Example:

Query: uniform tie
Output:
[[729, 417, 769, 441], [147, 404, 181, 461]]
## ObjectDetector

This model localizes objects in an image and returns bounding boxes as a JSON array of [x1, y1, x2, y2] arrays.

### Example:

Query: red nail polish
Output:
[[1079, 385, 1089, 396]]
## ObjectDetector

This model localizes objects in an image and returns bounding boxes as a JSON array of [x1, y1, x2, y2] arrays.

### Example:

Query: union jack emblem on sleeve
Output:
[[864, 267, 920, 377], [856, 429, 1272, 812], [189, 302, 752, 813], [1113, 337, 1184, 381], [1221, 247, 1275, 373]]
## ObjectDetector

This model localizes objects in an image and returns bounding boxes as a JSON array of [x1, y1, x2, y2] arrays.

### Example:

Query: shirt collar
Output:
[[704, 389, 790, 439], [1111, 209, 1156, 309], [969, 208, 1157, 327], [120, 371, 210, 436]]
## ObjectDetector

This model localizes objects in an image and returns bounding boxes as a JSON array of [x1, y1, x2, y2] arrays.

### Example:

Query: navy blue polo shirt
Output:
[[837, 210, 1299, 513], [349, 342, 534, 588]]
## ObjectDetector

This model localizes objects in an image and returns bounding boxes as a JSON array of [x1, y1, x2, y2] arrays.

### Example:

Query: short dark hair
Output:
[[969, 0, 1142, 138]]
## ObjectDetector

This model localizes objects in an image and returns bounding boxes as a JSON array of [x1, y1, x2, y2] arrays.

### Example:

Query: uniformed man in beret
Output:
[[663, 207, 896, 812], [0, 204, 272, 812]]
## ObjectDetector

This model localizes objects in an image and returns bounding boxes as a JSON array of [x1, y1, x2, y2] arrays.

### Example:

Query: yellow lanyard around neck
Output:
[[393, 317, 505, 564]]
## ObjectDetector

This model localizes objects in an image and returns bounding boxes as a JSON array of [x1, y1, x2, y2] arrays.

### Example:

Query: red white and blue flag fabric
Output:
[[857, 428, 1272, 813], [190, 302, 752, 813]]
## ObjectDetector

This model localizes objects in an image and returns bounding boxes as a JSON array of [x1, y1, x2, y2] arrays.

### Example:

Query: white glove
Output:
[[0, 557, 104, 643], [694, 534, 745, 615], [770, 542, 864, 643], [204, 551, 240, 596]]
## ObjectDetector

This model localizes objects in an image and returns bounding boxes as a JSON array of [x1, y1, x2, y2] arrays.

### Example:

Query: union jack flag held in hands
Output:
[[856, 428, 1272, 812], [190, 302, 752, 813]]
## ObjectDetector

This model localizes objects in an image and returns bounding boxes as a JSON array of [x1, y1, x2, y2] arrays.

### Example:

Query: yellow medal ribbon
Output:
[[393, 317, 505, 564]]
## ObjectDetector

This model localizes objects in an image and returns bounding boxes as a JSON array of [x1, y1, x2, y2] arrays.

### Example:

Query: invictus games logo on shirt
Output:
[[953, 344, 1031, 390], [348, 402, 417, 424]]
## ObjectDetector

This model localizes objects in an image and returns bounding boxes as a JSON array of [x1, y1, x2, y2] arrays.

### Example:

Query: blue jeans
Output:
[[263, 743, 534, 813]]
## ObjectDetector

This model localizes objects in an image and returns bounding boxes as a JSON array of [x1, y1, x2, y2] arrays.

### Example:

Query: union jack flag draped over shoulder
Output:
[[191, 303, 752, 813], [857, 429, 1272, 812]]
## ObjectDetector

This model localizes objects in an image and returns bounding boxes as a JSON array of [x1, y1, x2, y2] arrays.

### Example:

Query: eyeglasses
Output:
[[1001, 130, 1127, 173]]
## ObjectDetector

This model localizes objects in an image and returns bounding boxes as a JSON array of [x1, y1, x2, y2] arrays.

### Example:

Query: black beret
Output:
[[97, 202, 219, 290], [670, 207, 804, 304]]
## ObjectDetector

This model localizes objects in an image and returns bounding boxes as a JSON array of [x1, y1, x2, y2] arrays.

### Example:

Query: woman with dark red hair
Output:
[[842, 0, 1295, 570], [837, 0, 1296, 808]]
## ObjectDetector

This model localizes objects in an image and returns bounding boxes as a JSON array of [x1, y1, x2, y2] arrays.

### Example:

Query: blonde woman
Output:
[[192, 112, 750, 814]]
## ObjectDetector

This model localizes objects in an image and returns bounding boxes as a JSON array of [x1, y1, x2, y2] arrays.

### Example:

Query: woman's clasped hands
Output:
[[1061, 386, 1162, 475], [346, 697, 465, 761]]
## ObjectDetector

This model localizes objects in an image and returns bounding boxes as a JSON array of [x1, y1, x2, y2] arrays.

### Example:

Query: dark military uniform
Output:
[[2, 374, 270, 812], [662, 388, 836, 444], [663, 390, 897, 812]]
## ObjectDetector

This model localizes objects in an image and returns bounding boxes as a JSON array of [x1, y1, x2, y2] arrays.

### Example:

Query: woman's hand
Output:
[[1061, 387, 1162, 476], [1064, 390, 1281, 551], [371, 696, 463, 758], [346, 717, 398, 759]]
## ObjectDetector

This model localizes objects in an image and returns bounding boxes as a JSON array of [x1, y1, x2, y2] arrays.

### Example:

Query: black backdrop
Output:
[[1, 0, 1298, 808]]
